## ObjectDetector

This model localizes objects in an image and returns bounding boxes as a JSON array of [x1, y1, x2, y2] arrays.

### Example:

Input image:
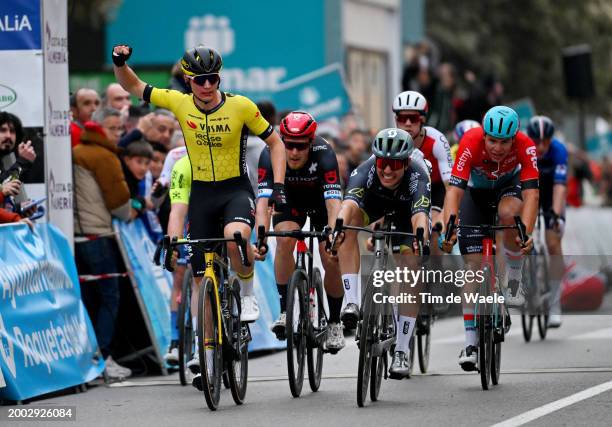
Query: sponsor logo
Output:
[[195, 133, 222, 147], [44, 21, 68, 64], [456, 147, 472, 172], [48, 170, 72, 210], [324, 170, 338, 184], [0, 84, 17, 109], [185, 15, 235, 55], [449, 176, 462, 186], [350, 169, 358, 177], [526, 146, 538, 171], [198, 123, 231, 133], [186, 120, 197, 129], [403, 320, 410, 335], [555, 164, 567, 176], [0, 14, 32, 32], [0, 314, 16, 379], [47, 98, 70, 137], [308, 162, 318, 174], [312, 145, 327, 151], [257, 168, 266, 183], [343, 279, 350, 290], [348, 187, 364, 198], [413, 195, 430, 208]]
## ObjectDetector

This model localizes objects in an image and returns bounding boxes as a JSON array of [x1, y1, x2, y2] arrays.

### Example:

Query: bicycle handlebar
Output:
[[444, 214, 529, 246], [161, 232, 252, 272]]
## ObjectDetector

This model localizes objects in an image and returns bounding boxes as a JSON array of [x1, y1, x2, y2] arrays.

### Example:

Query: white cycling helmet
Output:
[[392, 91, 429, 116]]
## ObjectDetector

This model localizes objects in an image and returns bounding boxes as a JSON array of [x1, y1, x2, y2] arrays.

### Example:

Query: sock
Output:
[[277, 283, 287, 312], [463, 307, 477, 347], [395, 315, 416, 352], [238, 270, 255, 297], [342, 274, 359, 305], [170, 311, 179, 341], [550, 279, 562, 315], [504, 248, 524, 283], [192, 316, 198, 354], [327, 295, 343, 323]]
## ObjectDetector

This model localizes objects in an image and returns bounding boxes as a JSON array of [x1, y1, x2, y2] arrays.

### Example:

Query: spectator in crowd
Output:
[[119, 109, 176, 149], [344, 129, 370, 174], [143, 141, 170, 239], [601, 156, 612, 206], [70, 88, 101, 147], [103, 83, 132, 112], [72, 121, 132, 380], [246, 100, 277, 192], [428, 62, 458, 134], [92, 107, 124, 146], [336, 151, 349, 189], [121, 140, 153, 217], [124, 104, 149, 134], [0, 112, 36, 205], [0, 190, 32, 227]]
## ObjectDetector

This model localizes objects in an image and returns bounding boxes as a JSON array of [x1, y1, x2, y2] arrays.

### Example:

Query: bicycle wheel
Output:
[[521, 314, 533, 342], [478, 268, 492, 390], [491, 302, 503, 385], [197, 277, 222, 410], [537, 255, 550, 340], [178, 271, 193, 386], [417, 314, 432, 373], [370, 309, 391, 402], [357, 303, 375, 407], [286, 270, 307, 397], [307, 267, 325, 393], [226, 277, 248, 405]]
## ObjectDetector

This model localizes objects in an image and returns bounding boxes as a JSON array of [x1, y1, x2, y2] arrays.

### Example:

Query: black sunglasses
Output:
[[187, 73, 220, 86]]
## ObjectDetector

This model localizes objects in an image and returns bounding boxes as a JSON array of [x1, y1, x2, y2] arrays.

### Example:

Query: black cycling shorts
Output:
[[188, 176, 255, 276], [458, 176, 522, 255], [272, 203, 328, 235]]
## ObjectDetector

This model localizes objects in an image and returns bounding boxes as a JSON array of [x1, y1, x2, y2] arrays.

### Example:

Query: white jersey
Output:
[[419, 126, 452, 184], [159, 146, 187, 186]]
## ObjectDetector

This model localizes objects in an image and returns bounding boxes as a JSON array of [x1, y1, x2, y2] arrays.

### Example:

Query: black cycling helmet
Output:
[[181, 45, 223, 75], [526, 115, 555, 141], [372, 128, 414, 160]]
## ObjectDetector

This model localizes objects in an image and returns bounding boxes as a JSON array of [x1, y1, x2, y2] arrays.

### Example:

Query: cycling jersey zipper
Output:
[[205, 113, 216, 181]]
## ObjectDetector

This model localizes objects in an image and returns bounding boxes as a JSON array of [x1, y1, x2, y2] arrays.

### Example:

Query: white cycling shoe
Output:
[[241, 295, 260, 322]]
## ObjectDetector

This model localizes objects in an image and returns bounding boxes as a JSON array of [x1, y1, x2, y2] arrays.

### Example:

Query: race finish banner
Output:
[[0, 0, 73, 247], [271, 63, 352, 122], [0, 223, 103, 402]]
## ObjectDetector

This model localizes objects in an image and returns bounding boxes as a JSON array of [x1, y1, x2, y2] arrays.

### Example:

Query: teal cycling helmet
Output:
[[372, 128, 414, 160], [482, 106, 519, 139]]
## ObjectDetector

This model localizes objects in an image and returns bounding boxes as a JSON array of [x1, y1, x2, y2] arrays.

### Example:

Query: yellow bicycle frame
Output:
[[203, 251, 223, 345]]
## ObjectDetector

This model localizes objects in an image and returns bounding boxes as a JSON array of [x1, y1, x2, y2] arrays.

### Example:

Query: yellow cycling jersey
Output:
[[170, 155, 191, 205], [145, 87, 273, 182]]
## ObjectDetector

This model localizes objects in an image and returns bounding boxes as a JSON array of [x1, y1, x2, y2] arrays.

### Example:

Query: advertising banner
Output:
[[42, 0, 73, 246], [272, 63, 351, 122], [0, 223, 103, 401], [113, 219, 171, 368], [0, 0, 41, 51]]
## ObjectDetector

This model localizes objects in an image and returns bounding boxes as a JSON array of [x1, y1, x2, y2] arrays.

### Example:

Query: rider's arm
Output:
[[254, 148, 274, 232], [112, 46, 146, 99], [552, 141, 569, 216], [441, 136, 473, 230], [265, 132, 287, 185], [432, 129, 453, 189], [517, 133, 540, 234], [441, 185, 464, 230], [318, 139, 343, 228], [167, 203, 187, 239]]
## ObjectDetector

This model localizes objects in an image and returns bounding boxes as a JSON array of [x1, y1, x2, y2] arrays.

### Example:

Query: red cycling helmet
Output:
[[280, 111, 317, 140]]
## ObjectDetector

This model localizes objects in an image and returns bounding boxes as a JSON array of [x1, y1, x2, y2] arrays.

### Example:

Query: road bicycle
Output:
[[445, 214, 527, 390], [162, 232, 252, 410], [331, 216, 425, 407], [257, 224, 329, 398]]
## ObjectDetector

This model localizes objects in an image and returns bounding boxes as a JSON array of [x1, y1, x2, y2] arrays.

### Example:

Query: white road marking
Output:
[[569, 327, 612, 340], [491, 379, 612, 427]]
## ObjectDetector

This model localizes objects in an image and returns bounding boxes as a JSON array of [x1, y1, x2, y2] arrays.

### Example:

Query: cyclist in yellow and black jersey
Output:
[[113, 44, 288, 326]]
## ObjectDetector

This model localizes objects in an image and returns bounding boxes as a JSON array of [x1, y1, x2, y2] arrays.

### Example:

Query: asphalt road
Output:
[[3, 294, 611, 427]]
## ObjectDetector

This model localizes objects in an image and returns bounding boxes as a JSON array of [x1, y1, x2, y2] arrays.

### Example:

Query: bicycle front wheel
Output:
[[478, 268, 493, 390], [286, 270, 307, 397], [226, 277, 249, 405], [197, 277, 222, 410], [178, 271, 194, 386], [417, 314, 432, 373], [307, 268, 325, 392]]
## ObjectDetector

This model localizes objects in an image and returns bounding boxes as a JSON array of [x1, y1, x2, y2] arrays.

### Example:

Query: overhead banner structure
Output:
[[0, 223, 103, 401], [0, 0, 73, 246]]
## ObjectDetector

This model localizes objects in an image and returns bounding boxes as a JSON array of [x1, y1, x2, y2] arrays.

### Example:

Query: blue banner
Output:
[[0, 223, 103, 401], [271, 63, 351, 122], [106, 0, 325, 95], [0, 0, 42, 50], [114, 219, 171, 364]]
